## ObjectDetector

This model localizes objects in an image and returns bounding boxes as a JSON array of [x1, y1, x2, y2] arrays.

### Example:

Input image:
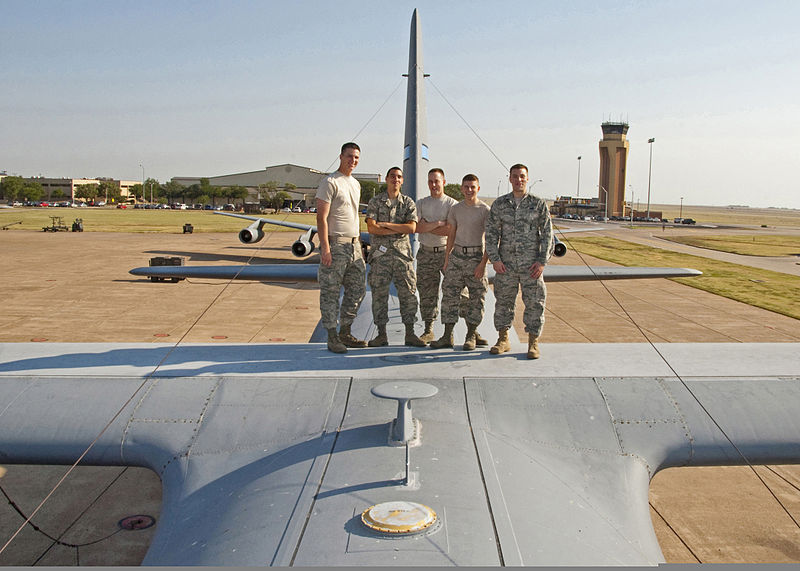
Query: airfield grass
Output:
[[660, 234, 800, 257], [641, 204, 800, 227], [567, 236, 800, 320], [1, 207, 324, 233]]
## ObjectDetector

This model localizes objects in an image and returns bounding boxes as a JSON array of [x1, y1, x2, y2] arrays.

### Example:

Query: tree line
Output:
[[3, 175, 464, 208]]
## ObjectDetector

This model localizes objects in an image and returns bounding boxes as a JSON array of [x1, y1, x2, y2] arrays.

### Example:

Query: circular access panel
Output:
[[361, 501, 437, 536]]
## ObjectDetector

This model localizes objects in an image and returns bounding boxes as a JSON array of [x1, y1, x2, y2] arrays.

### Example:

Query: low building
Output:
[[171, 163, 381, 208]]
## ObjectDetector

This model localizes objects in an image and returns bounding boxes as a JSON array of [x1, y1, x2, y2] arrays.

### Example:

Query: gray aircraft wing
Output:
[[215, 210, 319, 233], [0, 341, 798, 566], [130, 263, 320, 282], [130, 263, 701, 282], [213, 210, 371, 256]]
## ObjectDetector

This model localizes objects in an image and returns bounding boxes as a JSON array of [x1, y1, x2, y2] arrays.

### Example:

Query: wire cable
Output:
[[428, 78, 508, 172]]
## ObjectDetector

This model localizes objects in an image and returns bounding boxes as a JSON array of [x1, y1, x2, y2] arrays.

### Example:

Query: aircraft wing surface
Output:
[[130, 263, 320, 282], [215, 210, 317, 232], [130, 263, 701, 283], [0, 342, 798, 566]]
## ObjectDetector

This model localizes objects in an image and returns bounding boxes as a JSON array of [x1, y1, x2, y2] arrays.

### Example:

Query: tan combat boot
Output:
[[405, 324, 427, 347], [462, 323, 478, 351], [527, 333, 541, 359], [474, 331, 489, 347], [339, 323, 367, 348], [419, 321, 435, 344], [326, 328, 347, 354], [490, 328, 511, 355], [429, 323, 454, 349], [368, 325, 389, 347]]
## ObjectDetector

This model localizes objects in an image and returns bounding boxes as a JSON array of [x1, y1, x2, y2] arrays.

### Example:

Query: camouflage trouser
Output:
[[440, 250, 487, 325], [416, 246, 470, 322], [317, 242, 366, 330], [492, 266, 546, 337], [368, 252, 419, 326]]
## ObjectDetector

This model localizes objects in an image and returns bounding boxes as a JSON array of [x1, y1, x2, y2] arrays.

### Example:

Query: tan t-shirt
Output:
[[447, 199, 490, 247], [315, 171, 361, 237], [416, 194, 458, 247]]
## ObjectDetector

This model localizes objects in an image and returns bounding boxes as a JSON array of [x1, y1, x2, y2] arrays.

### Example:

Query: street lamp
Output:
[[628, 185, 634, 227], [576, 156, 581, 197], [599, 185, 608, 220], [646, 138, 655, 220], [529, 178, 543, 192], [139, 163, 145, 204]]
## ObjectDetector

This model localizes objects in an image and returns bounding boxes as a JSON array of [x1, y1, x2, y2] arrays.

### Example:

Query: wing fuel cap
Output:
[[361, 501, 437, 536]]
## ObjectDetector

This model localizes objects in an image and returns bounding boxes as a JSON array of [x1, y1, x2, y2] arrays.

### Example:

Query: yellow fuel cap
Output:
[[361, 501, 437, 535]]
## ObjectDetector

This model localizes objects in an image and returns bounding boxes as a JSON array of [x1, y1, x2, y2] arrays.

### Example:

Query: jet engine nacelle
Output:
[[291, 239, 315, 258], [553, 238, 567, 257], [290, 228, 317, 258], [239, 222, 265, 244]]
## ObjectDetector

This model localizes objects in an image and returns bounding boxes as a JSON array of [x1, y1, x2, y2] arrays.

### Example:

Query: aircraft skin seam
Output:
[[127, 418, 200, 423], [147, 380, 224, 477], [462, 379, 506, 566], [172, 434, 331, 458], [592, 377, 625, 456], [120, 377, 161, 462], [478, 423, 658, 562], [655, 377, 696, 465], [602, 380, 696, 469], [184, 378, 224, 461], [288, 377, 354, 566], [483, 432, 631, 457]]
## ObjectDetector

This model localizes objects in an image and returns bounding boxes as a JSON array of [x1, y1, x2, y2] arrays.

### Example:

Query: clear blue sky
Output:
[[3, 1, 799, 209]]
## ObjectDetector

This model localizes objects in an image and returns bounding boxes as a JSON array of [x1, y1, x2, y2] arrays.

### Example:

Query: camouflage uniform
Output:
[[416, 246, 447, 322], [485, 192, 553, 337], [317, 240, 366, 330], [366, 192, 419, 326], [440, 248, 487, 325]]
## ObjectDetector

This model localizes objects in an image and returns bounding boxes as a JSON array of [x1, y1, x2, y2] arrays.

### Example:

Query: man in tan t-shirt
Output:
[[315, 142, 367, 353], [430, 174, 490, 350]]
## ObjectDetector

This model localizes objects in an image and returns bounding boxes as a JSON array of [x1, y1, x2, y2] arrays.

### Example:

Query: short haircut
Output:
[[386, 166, 402, 178], [428, 168, 445, 178], [509, 163, 528, 175], [462, 173, 479, 184], [341, 142, 361, 154]]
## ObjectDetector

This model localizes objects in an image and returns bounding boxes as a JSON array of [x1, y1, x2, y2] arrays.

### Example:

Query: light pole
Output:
[[529, 178, 543, 192], [628, 186, 634, 227], [139, 163, 145, 204], [599, 185, 608, 220], [680, 196, 684, 220], [576, 156, 581, 197], [646, 138, 655, 220]]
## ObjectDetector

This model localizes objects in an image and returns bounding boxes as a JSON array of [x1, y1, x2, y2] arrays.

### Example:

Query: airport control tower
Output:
[[598, 122, 629, 217]]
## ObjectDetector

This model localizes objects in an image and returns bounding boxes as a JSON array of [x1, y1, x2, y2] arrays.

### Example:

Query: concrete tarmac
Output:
[[0, 229, 798, 565]]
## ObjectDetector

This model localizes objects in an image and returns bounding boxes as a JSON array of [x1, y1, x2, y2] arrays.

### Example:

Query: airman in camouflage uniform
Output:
[[365, 167, 426, 347], [429, 174, 490, 351], [415, 168, 488, 346], [485, 163, 553, 359], [316, 142, 367, 354]]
